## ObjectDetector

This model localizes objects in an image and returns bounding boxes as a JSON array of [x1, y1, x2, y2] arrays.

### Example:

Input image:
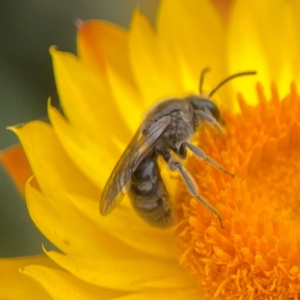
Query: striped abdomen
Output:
[[129, 157, 172, 227]]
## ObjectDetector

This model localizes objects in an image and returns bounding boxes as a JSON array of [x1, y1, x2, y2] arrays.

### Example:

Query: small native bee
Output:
[[100, 69, 256, 228]]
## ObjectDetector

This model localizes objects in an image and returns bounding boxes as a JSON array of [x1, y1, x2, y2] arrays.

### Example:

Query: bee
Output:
[[100, 69, 256, 228]]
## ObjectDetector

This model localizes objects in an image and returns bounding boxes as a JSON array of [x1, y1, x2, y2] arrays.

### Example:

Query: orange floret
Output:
[[176, 83, 300, 299]]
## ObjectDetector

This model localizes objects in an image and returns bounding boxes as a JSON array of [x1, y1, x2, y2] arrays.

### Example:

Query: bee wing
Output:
[[100, 115, 171, 215]]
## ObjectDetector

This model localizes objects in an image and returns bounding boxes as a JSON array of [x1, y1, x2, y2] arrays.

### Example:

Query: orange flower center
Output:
[[175, 83, 300, 299]]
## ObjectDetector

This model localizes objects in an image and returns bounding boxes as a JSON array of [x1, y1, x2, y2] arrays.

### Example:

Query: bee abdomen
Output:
[[129, 158, 173, 228]]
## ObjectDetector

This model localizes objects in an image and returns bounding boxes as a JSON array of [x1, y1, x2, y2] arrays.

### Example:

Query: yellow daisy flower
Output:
[[2, 0, 300, 299]]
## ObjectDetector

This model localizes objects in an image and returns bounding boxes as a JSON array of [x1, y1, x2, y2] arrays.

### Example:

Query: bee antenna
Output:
[[199, 67, 210, 94], [208, 71, 257, 98]]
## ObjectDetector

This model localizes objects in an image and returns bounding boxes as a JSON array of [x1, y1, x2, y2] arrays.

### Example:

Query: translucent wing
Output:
[[100, 115, 171, 215]]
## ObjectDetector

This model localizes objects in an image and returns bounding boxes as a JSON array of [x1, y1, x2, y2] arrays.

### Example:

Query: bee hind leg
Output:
[[160, 150, 224, 229], [183, 142, 234, 177]]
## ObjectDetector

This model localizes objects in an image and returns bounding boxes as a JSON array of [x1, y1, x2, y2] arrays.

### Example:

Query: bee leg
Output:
[[184, 142, 235, 177], [172, 144, 187, 159], [160, 151, 224, 229]]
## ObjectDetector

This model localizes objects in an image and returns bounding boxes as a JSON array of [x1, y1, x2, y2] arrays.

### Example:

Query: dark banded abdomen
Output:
[[129, 157, 172, 227]]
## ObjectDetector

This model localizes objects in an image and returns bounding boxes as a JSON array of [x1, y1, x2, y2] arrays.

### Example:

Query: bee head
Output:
[[188, 69, 257, 128], [189, 97, 225, 126]]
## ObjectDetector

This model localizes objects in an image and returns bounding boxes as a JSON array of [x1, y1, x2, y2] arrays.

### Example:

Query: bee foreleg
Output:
[[172, 144, 187, 159], [184, 142, 234, 177], [160, 150, 224, 229]]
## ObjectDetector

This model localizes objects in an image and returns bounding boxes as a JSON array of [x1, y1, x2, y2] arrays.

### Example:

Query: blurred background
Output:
[[0, 0, 159, 257]]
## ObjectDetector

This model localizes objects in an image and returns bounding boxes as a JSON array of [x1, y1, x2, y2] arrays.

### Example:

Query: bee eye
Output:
[[190, 98, 222, 123], [207, 103, 220, 120]]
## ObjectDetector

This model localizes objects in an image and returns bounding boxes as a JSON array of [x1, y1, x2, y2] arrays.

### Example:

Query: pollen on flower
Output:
[[175, 82, 300, 299]]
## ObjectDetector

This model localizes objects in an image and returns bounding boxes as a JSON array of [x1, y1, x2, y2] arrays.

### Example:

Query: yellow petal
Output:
[[112, 289, 201, 300], [0, 255, 54, 300], [157, 0, 226, 99], [0, 144, 32, 195], [26, 176, 144, 259], [23, 264, 201, 300], [80, 199, 178, 260], [48, 105, 119, 189], [210, 0, 234, 21], [45, 250, 195, 292], [128, 10, 184, 107], [27, 176, 178, 260], [105, 63, 143, 133], [50, 47, 132, 145], [54, 188, 178, 260], [227, 0, 300, 103], [77, 20, 135, 87], [26, 173, 176, 261], [290, 1, 300, 67], [23, 265, 125, 300], [10, 121, 99, 198]]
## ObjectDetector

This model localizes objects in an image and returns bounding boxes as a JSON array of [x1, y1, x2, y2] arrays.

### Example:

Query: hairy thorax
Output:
[[144, 99, 196, 152], [158, 115, 194, 151]]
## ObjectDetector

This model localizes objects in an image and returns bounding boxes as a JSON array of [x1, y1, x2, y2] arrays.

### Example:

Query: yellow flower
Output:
[[1, 0, 300, 299]]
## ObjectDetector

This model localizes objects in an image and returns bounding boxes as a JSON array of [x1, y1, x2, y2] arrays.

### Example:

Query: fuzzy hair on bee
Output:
[[100, 69, 256, 228]]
